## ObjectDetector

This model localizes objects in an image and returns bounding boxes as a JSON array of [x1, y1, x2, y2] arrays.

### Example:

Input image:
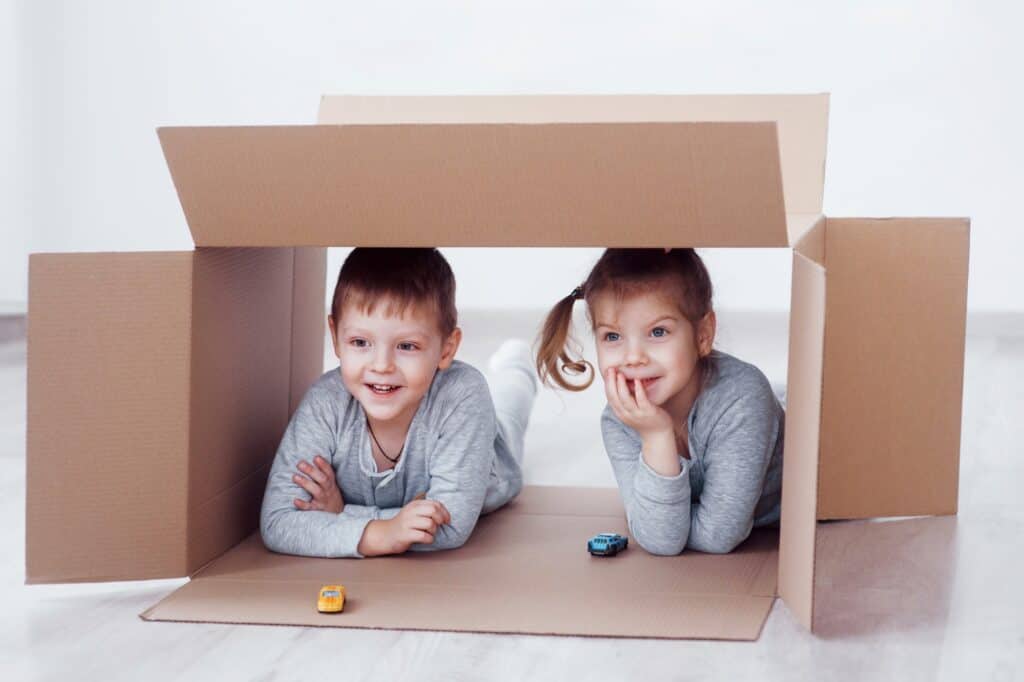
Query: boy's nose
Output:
[[370, 350, 396, 373]]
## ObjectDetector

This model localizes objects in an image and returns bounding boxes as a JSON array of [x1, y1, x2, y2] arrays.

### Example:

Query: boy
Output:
[[260, 248, 536, 558]]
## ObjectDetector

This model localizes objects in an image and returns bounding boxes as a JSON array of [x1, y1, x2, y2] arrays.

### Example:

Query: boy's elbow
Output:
[[259, 508, 290, 554]]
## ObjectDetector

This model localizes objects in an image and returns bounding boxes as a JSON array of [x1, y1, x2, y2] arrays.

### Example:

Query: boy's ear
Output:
[[698, 312, 717, 357], [327, 314, 342, 360], [437, 327, 462, 370]]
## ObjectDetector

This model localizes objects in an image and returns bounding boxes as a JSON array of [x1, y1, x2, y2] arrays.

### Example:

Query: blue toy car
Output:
[[587, 532, 629, 556]]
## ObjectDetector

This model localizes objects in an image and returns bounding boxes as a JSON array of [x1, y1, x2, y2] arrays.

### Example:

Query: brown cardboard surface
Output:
[[26, 253, 195, 582], [141, 487, 779, 640], [319, 94, 829, 215], [158, 122, 787, 248], [818, 218, 969, 519], [186, 248, 296, 573], [777, 250, 827, 630]]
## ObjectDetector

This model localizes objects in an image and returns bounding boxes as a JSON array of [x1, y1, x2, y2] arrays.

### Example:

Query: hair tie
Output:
[[570, 286, 583, 301]]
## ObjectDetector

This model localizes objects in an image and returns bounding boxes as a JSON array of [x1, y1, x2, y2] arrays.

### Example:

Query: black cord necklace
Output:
[[366, 419, 403, 464]]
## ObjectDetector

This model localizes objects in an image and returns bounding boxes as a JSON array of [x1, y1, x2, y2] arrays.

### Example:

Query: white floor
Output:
[[1, 310, 1022, 681]]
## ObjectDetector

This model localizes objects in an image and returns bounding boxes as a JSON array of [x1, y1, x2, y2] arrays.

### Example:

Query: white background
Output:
[[2, 0, 1021, 313]]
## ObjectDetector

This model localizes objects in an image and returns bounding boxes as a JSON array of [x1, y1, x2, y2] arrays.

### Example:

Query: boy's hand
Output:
[[292, 455, 344, 514], [604, 367, 674, 437], [358, 499, 451, 556]]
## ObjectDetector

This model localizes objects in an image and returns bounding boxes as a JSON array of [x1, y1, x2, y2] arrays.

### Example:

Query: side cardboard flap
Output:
[[319, 94, 829, 215], [186, 248, 297, 575], [26, 252, 194, 583], [158, 123, 787, 248], [819, 218, 970, 519], [778, 251, 826, 631]]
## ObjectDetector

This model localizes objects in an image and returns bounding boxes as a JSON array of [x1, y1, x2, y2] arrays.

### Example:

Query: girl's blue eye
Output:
[[603, 332, 620, 342], [651, 327, 668, 338]]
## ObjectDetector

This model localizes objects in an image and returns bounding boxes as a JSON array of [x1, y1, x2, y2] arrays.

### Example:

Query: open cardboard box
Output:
[[25, 95, 969, 639]]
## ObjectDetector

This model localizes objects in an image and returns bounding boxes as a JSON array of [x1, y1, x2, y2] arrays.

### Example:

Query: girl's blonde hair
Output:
[[536, 248, 716, 392]]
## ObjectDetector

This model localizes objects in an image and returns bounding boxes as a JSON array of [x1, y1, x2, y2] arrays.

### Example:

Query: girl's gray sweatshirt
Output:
[[600, 351, 785, 555]]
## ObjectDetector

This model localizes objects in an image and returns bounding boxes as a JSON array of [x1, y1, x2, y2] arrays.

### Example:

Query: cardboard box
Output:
[[25, 95, 969, 637]]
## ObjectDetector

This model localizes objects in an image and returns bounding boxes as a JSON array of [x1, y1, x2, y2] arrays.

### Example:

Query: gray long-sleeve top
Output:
[[260, 361, 523, 558], [600, 351, 784, 555]]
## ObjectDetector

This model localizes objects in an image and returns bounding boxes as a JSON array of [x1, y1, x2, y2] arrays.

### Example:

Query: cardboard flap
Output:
[[158, 122, 787, 247], [818, 218, 970, 520], [320, 94, 830, 216], [778, 249, 827, 631], [26, 253, 195, 583], [185, 248, 298, 575]]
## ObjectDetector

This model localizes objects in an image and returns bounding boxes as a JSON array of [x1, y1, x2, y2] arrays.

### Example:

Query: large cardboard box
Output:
[[25, 95, 969, 638]]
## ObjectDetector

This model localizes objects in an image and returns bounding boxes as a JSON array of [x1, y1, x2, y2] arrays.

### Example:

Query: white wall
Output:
[[6, 1, 1022, 312]]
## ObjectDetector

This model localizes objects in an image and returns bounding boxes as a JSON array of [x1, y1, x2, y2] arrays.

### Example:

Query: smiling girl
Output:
[[536, 248, 784, 555]]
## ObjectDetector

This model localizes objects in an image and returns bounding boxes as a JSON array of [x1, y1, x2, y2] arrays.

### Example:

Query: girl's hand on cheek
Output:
[[604, 367, 674, 437]]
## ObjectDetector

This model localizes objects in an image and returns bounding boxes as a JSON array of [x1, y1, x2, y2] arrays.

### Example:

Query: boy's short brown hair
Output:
[[330, 248, 458, 337]]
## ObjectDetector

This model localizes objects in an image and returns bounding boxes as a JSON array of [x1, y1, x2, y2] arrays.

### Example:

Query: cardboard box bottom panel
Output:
[[141, 486, 779, 640]]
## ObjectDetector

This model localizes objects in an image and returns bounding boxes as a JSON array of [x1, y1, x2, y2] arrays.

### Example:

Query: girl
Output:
[[536, 248, 784, 555]]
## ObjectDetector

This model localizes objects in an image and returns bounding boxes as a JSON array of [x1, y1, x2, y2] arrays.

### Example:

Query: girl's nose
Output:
[[624, 343, 647, 366]]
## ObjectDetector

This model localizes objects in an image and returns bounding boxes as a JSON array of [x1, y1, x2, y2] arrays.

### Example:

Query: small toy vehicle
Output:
[[587, 533, 629, 556], [317, 585, 346, 613]]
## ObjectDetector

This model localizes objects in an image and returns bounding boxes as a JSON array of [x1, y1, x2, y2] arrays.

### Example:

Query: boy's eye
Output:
[[603, 332, 620, 342], [349, 338, 368, 348], [651, 327, 668, 338], [398, 342, 418, 351]]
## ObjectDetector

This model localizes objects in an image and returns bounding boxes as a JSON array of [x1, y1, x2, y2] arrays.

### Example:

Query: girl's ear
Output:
[[438, 327, 463, 370], [697, 311, 717, 357], [327, 314, 342, 360]]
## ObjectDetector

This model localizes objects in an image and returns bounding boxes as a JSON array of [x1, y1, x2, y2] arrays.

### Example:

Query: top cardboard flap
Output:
[[320, 94, 829, 216], [158, 122, 788, 247]]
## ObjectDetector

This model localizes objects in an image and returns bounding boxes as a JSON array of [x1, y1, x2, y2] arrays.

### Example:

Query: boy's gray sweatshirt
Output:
[[260, 361, 522, 558], [600, 351, 784, 555]]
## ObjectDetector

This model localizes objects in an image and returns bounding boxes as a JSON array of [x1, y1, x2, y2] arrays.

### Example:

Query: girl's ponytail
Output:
[[536, 286, 594, 392]]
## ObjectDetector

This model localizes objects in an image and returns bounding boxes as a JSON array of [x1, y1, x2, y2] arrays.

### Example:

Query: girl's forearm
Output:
[[640, 428, 682, 477]]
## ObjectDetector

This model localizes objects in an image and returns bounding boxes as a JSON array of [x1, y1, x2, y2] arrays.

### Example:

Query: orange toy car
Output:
[[317, 585, 346, 613]]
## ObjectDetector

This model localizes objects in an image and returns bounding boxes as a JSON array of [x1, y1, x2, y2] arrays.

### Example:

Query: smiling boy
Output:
[[260, 248, 536, 558]]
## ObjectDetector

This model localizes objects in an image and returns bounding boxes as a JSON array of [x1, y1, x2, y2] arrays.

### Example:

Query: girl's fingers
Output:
[[292, 473, 322, 498], [617, 371, 637, 412], [293, 497, 311, 510], [604, 368, 624, 412], [634, 375, 650, 407]]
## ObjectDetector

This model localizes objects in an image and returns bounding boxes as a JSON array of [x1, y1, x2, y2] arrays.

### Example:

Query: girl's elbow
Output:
[[632, 524, 688, 556], [695, 531, 748, 555]]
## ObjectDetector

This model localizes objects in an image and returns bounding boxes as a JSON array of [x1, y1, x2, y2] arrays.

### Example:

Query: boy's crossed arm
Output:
[[289, 455, 452, 556]]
